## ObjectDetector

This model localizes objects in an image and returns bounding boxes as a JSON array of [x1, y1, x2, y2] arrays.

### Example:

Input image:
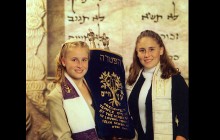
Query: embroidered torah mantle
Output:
[[85, 49, 135, 139]]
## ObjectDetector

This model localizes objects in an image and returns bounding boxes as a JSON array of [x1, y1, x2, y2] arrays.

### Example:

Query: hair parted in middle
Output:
[[127, 30, 180, 85]]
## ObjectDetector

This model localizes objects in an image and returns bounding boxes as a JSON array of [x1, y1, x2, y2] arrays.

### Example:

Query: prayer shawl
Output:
[[61, 72, 99, 140], [152, 63, 173, 140], [127, 62, 173, 140]]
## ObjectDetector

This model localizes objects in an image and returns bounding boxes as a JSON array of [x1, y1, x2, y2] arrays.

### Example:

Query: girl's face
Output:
[[136, 37, 164, 69], [61, 47, 89, 80]]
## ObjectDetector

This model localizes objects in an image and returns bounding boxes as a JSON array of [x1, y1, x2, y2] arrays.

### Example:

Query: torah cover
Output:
[[85, 49, 135, 139]]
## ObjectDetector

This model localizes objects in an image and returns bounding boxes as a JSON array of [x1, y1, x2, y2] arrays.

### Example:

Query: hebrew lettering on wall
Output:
[[49, 0, 188, 79]]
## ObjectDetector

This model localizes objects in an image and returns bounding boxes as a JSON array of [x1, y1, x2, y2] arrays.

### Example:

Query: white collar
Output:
[[142, 66, 156, 78]]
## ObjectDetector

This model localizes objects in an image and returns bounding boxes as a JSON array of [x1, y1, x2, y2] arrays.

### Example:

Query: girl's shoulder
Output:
[[47, 83, 63, 100], [172, 73, 188, 88]]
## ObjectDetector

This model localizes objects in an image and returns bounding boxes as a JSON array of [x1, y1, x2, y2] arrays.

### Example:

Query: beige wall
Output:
[[26, 0, 188, 139]]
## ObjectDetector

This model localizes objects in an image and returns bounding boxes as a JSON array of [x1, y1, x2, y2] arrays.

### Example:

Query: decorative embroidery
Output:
[[63, 84, 71, 93], [99, 71, 123, 107], [61, 77, 79, 99]]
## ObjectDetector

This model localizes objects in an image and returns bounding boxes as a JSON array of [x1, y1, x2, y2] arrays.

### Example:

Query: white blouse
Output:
[[138, 66, 156, 133]]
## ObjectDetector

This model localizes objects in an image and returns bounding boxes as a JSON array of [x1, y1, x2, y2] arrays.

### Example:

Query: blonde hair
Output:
[[53, 40, 90, 83]]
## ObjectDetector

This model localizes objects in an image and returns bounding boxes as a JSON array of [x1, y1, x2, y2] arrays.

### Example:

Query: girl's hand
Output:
[[176, 135, 186, 140]]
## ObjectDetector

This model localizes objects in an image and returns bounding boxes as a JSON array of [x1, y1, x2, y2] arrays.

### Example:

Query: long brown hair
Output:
[[126, 30, 180, 85], [53, 40, 90, 84]]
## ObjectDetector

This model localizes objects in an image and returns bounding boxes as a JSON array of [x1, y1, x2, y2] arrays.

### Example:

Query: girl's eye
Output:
[[139, 49, 146, 53], [149, 48, 155, 51], [72, 58, 77, 62], [82, 58, 88, 62]]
